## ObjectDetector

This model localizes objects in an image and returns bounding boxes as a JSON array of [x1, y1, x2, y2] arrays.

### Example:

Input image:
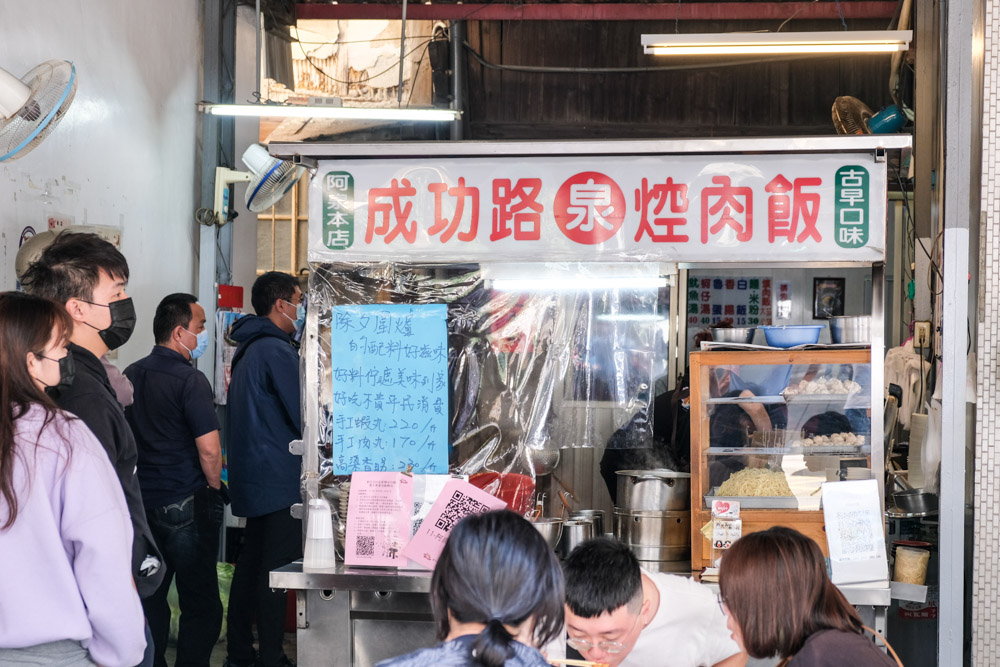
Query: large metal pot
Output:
[[613, 509, 690, 562], [616, 469, 691, 511]]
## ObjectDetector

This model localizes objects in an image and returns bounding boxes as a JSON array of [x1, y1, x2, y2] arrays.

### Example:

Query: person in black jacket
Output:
[[224, 272, 304, 667], [20, 231, 163, 666]]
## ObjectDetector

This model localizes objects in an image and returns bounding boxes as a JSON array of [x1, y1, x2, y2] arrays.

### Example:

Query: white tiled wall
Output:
[[975, 0, 999, 659]]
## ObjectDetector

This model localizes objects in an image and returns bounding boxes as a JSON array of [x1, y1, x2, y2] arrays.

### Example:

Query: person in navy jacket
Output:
[[224, 272, 304, 667]]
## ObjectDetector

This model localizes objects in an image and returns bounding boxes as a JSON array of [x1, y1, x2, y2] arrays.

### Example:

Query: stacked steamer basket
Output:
[[613, 470, 691, 571]]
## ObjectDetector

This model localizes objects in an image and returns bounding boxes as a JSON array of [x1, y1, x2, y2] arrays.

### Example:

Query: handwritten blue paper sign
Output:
[[330, 304, 449, 475]]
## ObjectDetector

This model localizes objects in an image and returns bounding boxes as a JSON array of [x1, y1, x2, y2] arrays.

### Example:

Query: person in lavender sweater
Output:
[[0, 292, 146, 667]]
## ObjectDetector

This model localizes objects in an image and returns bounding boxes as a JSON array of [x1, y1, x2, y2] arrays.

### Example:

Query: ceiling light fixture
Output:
[[199, 103, 460, 122], [641, 30, 912, 56]]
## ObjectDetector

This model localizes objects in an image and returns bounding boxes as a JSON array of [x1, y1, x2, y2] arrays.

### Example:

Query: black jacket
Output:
[[56, 343, 165, 598]]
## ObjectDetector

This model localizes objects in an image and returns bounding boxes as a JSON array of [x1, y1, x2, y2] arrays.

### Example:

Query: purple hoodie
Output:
[[0, 404, 145, 666]]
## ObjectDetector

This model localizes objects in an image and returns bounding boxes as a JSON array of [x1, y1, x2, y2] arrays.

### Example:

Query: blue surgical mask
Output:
[[283, 299, 306, 331], [182, 328, 209, 360]]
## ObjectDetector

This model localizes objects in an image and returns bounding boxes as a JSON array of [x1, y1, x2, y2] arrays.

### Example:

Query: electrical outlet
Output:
[[915, 321, 931, 349]]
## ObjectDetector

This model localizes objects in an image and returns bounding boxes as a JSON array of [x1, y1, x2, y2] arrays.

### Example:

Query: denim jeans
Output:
[[144, 486, 224, 667]]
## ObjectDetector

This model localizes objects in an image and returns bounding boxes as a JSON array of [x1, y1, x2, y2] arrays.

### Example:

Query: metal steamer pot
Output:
[[615, 469, 691, 511], [613, 509, 691, 562]]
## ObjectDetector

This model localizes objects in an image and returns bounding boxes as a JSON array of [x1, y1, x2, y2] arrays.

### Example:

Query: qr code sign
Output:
[[435, 490, 490, 532], [356, 535, 375, 557], [836, 510, 876, 556]]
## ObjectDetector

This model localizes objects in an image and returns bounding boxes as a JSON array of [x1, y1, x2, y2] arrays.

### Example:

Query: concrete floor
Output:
[[162, 634, 297, 667]]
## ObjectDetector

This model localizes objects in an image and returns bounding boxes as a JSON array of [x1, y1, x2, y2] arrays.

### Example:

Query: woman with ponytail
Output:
[[378, 510, 564, 667], [0, 291, 145, 666]]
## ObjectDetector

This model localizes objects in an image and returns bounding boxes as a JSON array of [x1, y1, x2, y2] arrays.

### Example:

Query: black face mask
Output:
[[82, 297, 136, 350], [40, 349, 76, 398]]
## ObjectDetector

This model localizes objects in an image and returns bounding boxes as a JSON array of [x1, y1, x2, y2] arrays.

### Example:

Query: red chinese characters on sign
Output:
[[428, 177, 479, 243], [765, 175, 823, 243], [553, 172, 626, 245], [367, 178, 417, 244], [701, 176, 753, 244], [634, 177, 690, 243], [492, 179, 543, 241]]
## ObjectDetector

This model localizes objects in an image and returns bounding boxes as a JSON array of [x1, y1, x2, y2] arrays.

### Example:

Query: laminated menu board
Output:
[[402, 478, 506, 570], [822, 479, 888, 584], [345, 472, 414, 567], [330, 304, 449, 475]]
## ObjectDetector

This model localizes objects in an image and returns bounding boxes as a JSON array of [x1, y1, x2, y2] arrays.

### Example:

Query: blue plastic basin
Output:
[[759, 325, 824, 348]]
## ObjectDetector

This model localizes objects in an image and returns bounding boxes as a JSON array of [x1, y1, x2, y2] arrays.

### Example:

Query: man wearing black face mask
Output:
[[21, 232, 163, 667]]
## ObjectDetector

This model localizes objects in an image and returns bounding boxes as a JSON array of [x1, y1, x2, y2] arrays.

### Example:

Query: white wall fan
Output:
[[197, 144, 306, 227], [0, 60, 76, 162]]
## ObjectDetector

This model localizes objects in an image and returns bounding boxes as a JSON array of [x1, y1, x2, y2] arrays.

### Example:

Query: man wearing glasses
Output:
[[563, 538, 745, 667]]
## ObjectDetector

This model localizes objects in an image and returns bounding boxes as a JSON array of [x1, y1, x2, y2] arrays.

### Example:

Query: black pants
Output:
[[144, 487, 225, 667], [227, 508, 302, 667]]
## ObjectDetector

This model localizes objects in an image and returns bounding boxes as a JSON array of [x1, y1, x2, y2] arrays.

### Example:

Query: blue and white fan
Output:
[[0, 60, 76, 162], [242, 143, 306, 213]]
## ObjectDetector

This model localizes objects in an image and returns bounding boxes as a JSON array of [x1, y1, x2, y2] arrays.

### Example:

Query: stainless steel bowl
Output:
[[892, 489, 938, 514], [710, 327, 756, 344], [531, 518, 564, 551], [829, 315, 871, 344]]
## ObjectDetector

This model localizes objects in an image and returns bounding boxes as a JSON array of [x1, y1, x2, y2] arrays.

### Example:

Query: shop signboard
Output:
[[310, 153, 887, 263]]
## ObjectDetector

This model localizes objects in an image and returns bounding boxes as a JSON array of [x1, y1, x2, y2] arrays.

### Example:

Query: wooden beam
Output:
[[297, 2, 898, 22]]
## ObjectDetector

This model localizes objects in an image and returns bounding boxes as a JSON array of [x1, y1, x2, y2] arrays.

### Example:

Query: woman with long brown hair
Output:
[[0, 291, 146, 666], [718, 526, 897, 667]]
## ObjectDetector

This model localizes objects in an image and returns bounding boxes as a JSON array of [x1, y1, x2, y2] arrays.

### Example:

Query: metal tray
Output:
[[705, 489, 799, 509]]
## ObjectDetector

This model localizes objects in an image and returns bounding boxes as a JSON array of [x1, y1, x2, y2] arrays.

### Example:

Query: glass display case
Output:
[[689, 349, 875, 569]]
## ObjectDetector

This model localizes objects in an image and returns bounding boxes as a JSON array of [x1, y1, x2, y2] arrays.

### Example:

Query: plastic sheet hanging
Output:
[[305, 261, 668, 515]]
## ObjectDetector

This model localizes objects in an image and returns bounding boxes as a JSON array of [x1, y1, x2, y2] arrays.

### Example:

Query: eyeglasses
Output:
[[717, 594, 728, 616], [566, 613, 642, 655]]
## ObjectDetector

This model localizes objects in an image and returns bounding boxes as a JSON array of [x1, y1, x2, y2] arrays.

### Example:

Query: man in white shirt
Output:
[[563, 538, 746, 667]]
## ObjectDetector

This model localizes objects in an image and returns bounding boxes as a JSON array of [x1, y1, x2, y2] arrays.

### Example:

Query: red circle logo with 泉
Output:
[[553, 172, 626, 245]]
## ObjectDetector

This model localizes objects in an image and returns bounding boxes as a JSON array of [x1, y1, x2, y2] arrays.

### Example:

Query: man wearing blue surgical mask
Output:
[[124, 293, 225, 667]]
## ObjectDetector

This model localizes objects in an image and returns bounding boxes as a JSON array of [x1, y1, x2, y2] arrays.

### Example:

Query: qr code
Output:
[[356, 535, 375, 557], [836, 510, 875, 556], [435, 490, 490, 532]]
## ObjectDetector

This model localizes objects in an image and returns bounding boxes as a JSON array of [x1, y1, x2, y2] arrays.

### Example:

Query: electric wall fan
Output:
[[0, 60, 76, 162], [197, 144, 306, 227], [832, 96, 906, 135]]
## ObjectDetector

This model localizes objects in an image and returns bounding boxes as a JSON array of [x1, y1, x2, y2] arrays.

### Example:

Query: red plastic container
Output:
[[469, 472, 535, 516]]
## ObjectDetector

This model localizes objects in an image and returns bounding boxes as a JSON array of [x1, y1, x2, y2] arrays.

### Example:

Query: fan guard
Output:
[[831, 96, 874, 135], [0, 60, 76, 161], [242, 144, 306, 213]]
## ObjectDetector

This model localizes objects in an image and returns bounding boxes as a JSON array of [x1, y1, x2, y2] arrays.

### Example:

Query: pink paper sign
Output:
[[402, 478, 507, 570], [345, 472, 415, 567]]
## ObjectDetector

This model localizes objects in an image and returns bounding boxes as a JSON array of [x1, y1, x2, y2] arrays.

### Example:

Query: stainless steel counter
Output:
[[270, 562, 436, 667], [270, 561, 433, 593]]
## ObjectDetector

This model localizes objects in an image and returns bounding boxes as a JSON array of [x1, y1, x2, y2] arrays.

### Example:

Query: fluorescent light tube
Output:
[[200, 104, 460, 122], [491, 276, 666, 292], [641, 30, 912, 56]]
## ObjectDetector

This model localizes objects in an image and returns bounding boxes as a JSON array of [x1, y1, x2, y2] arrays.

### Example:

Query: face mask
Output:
[[282, 299, 306, 331], [182, 328, 209, 360], [36, 349, 76, 398], [82, 297, 136, 350]]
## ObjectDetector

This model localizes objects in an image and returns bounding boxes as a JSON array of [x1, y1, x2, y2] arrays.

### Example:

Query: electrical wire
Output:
[[303, 39, 433, 87], [462, 41, 839, 75], [777, 0, 819, 33]]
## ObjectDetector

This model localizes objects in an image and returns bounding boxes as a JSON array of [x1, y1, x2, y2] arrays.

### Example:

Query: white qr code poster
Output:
[[822, 479, 888, 584]]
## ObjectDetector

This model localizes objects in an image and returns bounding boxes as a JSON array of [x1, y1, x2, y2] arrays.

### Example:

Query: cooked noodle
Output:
[[716, 468, 793, 497]]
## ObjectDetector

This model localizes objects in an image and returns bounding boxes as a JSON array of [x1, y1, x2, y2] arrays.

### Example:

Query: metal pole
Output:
[[397, 0, 408, 104], [450, 21, 465, 140], [198, 0, 237, 388], [255, 0, 262, 99], [940, 0, 982, 661]]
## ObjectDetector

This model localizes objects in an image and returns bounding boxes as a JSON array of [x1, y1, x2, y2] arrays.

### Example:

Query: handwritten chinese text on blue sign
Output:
[[330, 304, 449, 475]]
